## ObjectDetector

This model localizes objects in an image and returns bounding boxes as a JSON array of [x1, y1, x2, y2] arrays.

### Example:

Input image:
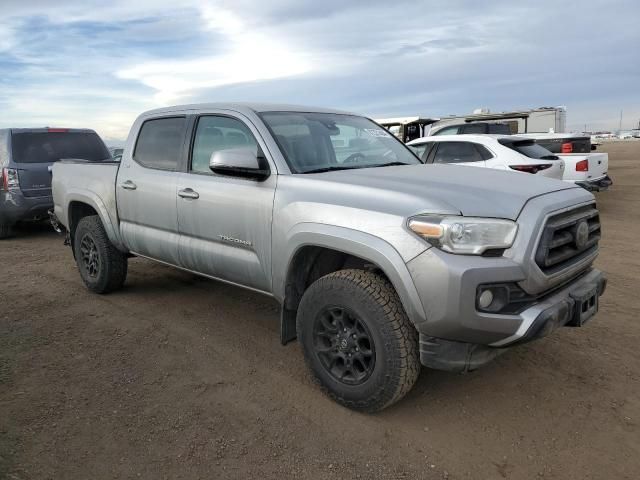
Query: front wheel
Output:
[[73, 215, 127, 293], [297, 269, 420, 412]]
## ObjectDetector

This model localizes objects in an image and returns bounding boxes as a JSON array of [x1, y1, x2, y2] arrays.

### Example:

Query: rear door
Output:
[[429, 141, 487, 168], [10, 129, 109, 198], [116, 116, 187, 266]]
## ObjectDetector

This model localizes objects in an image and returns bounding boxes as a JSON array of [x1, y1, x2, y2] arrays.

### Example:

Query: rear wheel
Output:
[[73, 215, 127, 293], [0, 223, 12, 239], [297, 269, 420, 412]]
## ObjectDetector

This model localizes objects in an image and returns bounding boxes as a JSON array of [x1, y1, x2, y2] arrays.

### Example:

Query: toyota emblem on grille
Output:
[[575, 220, 589, 249]]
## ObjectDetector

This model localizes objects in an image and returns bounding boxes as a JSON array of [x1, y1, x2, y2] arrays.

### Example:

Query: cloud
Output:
[[116, 6, 311, 103], [0, 0, 638, 141]]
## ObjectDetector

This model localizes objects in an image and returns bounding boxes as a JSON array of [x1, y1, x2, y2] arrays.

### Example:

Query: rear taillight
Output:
[[509, 164, 552, 174], [561, 142, 573, 153], [47, 128, 69, 133], [1, 168, 20, 190], [575, 159, 589, 172]]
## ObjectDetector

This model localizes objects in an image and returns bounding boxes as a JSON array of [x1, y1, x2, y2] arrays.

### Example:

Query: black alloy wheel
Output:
[[79, 233, 100, 278], [313, 306, 375, 385]]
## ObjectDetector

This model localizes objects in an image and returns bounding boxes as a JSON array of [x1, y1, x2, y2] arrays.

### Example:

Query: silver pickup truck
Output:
[[51, 103, 606, 412]]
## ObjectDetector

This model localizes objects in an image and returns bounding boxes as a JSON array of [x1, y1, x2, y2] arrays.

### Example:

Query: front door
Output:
[[176, 114, 276, 293], [116, 116, 187, 265]]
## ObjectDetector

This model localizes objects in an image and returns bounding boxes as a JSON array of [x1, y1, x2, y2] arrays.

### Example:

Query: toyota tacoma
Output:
[[51, 103, 606, 412]]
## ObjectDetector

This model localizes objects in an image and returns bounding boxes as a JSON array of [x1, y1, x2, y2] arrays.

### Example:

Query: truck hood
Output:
[[297, 164, 581, 220]]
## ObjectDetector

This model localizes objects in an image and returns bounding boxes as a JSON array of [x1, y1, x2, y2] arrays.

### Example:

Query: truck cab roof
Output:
[[140, 102, 356, 118]]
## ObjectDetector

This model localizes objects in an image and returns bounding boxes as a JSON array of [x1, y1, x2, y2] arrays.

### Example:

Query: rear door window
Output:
[[432, 142, 485, 163], [10, 131, 109, 163], [461, 124, 487, 134], [487, 123, 512, 135], [432, 126, 460, 136], [476, 144, 494, 160], [133, 117, 186, 170]]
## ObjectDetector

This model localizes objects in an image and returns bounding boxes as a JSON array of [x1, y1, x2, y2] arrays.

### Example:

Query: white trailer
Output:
[[429, 106, 567, 135]]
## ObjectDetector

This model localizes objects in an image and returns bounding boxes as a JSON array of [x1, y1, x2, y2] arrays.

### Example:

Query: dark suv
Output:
[[0, 128, 110, 238], [430, 122, 513, 136]]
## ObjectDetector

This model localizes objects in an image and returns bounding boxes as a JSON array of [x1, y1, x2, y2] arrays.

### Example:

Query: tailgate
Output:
[[558, 152, 608, 181], [585, 152, 608, 179], [15, 163, 53, 197]]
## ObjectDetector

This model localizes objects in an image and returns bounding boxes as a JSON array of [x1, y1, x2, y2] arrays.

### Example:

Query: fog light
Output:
[[478, 289, 494, 309], [476, 285, 512, 313]]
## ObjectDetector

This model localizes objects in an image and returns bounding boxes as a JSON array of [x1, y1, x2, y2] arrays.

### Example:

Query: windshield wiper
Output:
[[540, 155, 559, 160], [368, 161, 412, 168], [302, 161, 412, 174], [302, 165, 364, 174]]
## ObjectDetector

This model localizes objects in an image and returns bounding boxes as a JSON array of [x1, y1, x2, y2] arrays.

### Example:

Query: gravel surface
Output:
[[1, 142, 638, 479]]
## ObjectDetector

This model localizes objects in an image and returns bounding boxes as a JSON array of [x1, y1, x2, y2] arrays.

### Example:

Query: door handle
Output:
[[178, 188, 199, 200], [120, 180, 137, 190]]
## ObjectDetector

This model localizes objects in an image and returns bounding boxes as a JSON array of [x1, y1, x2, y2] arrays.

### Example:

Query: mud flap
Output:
[[280, 307, 297, 345]]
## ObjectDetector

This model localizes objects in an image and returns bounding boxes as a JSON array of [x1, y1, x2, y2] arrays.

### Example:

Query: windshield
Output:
[[260, 112, 421, 173]]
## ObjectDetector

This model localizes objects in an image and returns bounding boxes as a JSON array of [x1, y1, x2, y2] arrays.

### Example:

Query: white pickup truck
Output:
[[555, 151, 612, 191]]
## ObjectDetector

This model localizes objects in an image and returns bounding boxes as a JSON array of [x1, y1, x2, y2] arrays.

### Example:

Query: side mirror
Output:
[[209, 147, 270, 181]]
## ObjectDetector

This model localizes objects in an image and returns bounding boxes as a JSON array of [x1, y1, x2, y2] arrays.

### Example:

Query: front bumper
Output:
[[408, 250, 607, 347], [415, 268, 606, 372], [576, 175, 613, 192], [488, 268, 606, 346]]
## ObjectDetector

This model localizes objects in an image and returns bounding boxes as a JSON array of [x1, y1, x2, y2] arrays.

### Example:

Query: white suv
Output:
[[407, 134, 565, 180]]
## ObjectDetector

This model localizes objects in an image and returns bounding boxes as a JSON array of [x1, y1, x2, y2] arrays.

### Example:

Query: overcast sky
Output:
[[1, 0, 639, 142]]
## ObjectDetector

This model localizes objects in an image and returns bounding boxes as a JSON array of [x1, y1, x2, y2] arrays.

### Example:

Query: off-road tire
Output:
[[73, 215, 127, 293], [297, 269, 420, 412], [0, 224, 12, 239]]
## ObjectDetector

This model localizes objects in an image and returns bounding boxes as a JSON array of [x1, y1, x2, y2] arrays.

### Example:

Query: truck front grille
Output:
[[535, 205, 600, 275]]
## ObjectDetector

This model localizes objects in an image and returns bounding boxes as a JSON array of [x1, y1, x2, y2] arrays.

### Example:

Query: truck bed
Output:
[[524, 133, 592, 154], [51, 160, 120, 232]]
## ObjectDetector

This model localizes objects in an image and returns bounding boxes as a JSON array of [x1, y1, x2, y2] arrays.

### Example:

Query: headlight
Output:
[[408, 215, 518, 255]]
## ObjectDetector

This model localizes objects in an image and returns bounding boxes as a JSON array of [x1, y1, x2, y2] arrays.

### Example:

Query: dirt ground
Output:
[[1, 142, 639, 480]]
